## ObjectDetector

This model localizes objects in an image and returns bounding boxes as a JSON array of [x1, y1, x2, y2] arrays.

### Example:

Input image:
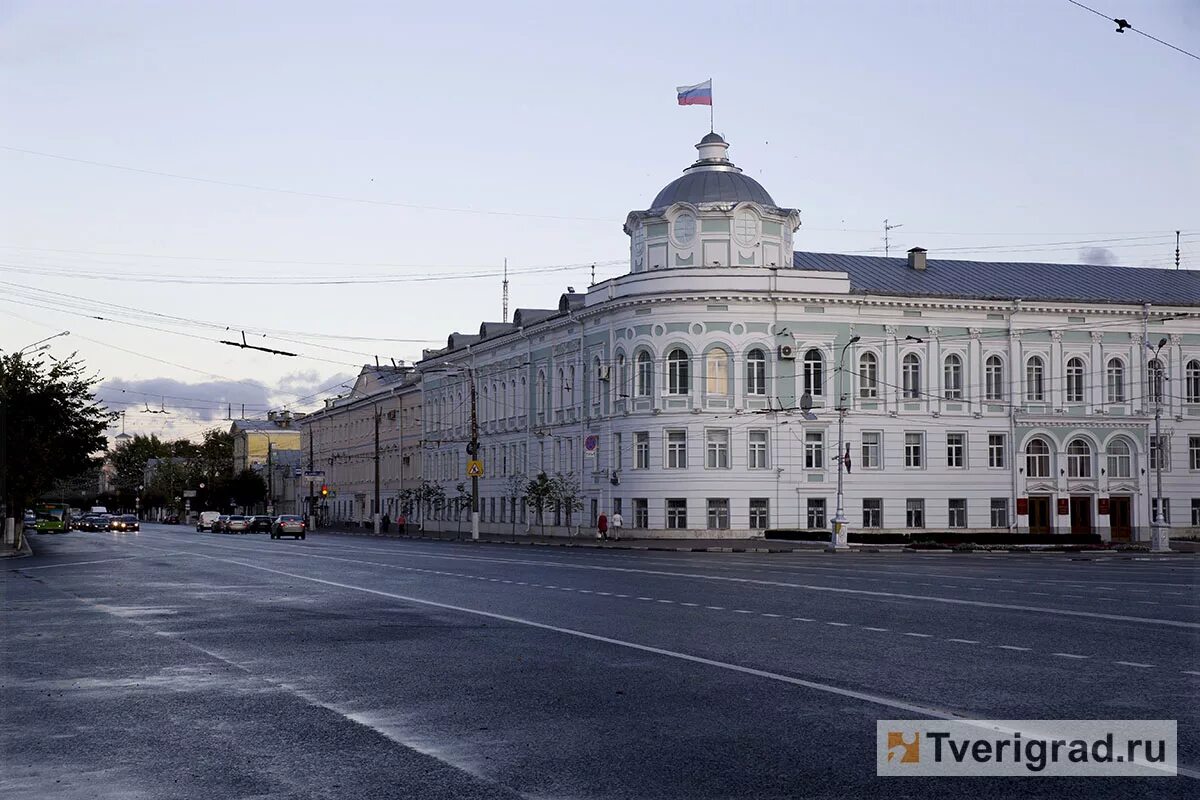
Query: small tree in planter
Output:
[[414, 481, 445, 528], [524, 472, 555, 536], [452, 482, 472, 534], [551, 471, 584, 535], [505, 472, 527, 536]]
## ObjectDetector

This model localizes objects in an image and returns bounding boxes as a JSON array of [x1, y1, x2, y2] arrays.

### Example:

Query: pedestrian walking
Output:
[[597, 512, 608, 540], [610, 511, 623, 541], [381, 513, 390, 533]]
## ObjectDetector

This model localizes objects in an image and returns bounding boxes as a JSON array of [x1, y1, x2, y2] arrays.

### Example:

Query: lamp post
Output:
[[829, 335, 861, 552], [15, 331, 70, 356], [1148, 337, 1171, 552], [433, 363, 479, 540]]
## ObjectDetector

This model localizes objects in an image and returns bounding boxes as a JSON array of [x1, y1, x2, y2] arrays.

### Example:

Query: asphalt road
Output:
[[3, 524, 1197, 799]]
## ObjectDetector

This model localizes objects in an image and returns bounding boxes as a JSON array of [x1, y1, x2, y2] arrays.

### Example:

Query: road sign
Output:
[[584, 434, 599, 457], [466, 459, 484, 478], [182, 490, 197, 498], [303, 471, 326, 479]]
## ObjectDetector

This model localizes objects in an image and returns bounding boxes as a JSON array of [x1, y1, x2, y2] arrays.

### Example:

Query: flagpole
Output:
[[709, 78, 714, 132]]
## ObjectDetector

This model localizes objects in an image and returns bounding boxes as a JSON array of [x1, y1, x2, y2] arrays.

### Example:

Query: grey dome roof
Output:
[[699, 131, 726, 144], [651, 170, 775, 208]]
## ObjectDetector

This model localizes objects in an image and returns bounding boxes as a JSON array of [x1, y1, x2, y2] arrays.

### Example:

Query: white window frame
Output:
[[984, 355, 1004, 401], [748, 429, 770, 469], [860, 431, 881, 469], [705, 428, 730, 469], [943, 353, 964, 400], [666, 429, 687, 469], [804, 430, 825, 469], [988, 433, 1007, 469], [946, 432, 966, 468], [904, 432, 924, 468], [634, 431, 650, 469]]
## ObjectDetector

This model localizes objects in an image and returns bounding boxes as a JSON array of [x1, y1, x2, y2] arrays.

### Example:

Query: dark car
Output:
[[248, 515, 274, 533], [213, 515, 230, 533], [109, 515, 140, 532], [271, 515, 306, 540]]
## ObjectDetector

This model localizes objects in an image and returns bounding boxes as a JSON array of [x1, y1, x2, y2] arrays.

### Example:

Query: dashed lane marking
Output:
[[947, 639, 980, 644], [904, 632, 934, 638], [1114, 661, 1155, 668], [863, 626, 889, 632], [1052, 653, 1090, 659], [996, 645, 1032, 651]]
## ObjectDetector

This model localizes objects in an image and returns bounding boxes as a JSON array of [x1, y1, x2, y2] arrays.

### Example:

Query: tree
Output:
[[504, 472, 527, 536], [452, 482, 472, 533], [194, 429, 234, 483], [524, 472, 555, 536], [551, 471, 584, 532], [229, 469, 267, 512], [110, 434, 170, 501], [1, 352, 114, 540]]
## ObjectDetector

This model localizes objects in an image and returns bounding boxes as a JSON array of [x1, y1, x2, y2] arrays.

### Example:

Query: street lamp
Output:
[[15, 331, 70, 356], [431, 363, 480, 541], [1148, 337, 1171, 552], [829, 335, 861, 552]]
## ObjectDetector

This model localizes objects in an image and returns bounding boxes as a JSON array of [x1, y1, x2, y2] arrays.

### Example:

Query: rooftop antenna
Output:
[[1177, 230, 1181, 270], [502, 257, 509, 323], [590, 263, 596, 286], [374, 355, 380, 368], [884, 219, 904, 258]]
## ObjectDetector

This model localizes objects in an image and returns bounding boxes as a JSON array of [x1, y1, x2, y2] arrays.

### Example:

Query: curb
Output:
[[1, 535, 34, 559]]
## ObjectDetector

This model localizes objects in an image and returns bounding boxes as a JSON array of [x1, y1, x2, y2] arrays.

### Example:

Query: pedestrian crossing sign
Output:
[[466, 459, 484, 478]]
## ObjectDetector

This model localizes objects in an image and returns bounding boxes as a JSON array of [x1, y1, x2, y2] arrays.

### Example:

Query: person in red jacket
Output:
[[597, 512, 609, 540]]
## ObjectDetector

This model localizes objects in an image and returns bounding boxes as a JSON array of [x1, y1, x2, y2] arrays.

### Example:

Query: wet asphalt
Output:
[[2, 524, 1197, 799]]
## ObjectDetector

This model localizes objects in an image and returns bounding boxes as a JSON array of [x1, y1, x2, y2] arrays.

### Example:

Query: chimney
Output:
[[907, 247, 927, 271]]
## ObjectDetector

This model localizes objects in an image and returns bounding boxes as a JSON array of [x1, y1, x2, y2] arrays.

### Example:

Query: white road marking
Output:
[[179, 553, 978, 722], [760, 613, 782, 618], [656, 599, 674, 604], [903, 632, 933, 638], [1183, 671, 1200, 677], [996, 645, 1032, 652], [792, 617, 814, 622], [733, 609, 754, 614], [1114, 661, 1155, 668], [863, 626, 889, 632], [9, 553, 186, 571], [826, 622, 850, 627], [706, 606, 725, 610], [946, 639, 980, 644], [1052, 652, 1089, 659], [680, 602, 699, 607]]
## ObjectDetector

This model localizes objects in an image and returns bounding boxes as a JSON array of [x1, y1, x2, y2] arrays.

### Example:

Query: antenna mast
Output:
[[502, 257, 509, 323], [884, 218, 904, 258], [1176, 230, 1181, 271]]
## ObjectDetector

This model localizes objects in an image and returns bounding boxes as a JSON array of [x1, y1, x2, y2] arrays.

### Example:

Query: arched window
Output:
[[1186, 359, 1200, 404], [1026, 356, 1045, 401], [1106, 438, 1132, 478], [536, 370, 547, 416], [902, 353, 922, 399], [984, 355, 1004, 401], [1106, 358, 1126, 404], [1066, 438, 1092, 478], [859, 352, 878, 399], [591, 356, 602, 405], [943, 353, 963, 400], [1148, 358, 1165, 404], [636, 351, 653, 397], [615, 353, 627, 397], [1066, 357, 1085, 404], [1025, 438, 1051, 478], [667, 348, 690, 395], [706, 347, 729, 394], [803, 349, 824, 397], [746, 348, 766, 396]]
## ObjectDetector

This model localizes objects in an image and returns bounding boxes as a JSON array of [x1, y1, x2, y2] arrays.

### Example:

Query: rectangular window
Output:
[[1192, 499, 1200, 527], [860, 432, 881, 469], [748, 430, 770, 469], [1152, 498, 1170, 524], [862, 498, 882, 528], [705, 429, 730, 469], [806, 498, 826, 529], [1189, 436, 1200, 471], [1150, 435, 1168, 471], [946, 432, 966, 468], [666, 430, 687, 469], [990, 498, 1009, 528], [988, 433, 1007, 468], [633, 498, 648, 528], [906, 498, 925, 528], [613, 432, 622, 471], [634, 431, 650, 469], [666, 498, 687, 529], [749, 498, 769, 529], [804, 431, 825, 469], [706, 498, 730, 529], [948, 498, 968, 528], [904, 432, 924, 468]]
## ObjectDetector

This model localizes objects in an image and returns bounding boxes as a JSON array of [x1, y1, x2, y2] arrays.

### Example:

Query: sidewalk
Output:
[[313, 524, 831, 553]]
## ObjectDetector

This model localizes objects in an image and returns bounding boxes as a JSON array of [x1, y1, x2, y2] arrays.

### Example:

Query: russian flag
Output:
[[676, 79, 712, 106]]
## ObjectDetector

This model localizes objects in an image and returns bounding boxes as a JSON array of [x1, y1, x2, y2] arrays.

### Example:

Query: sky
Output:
[[2, 0, 1197, 442]]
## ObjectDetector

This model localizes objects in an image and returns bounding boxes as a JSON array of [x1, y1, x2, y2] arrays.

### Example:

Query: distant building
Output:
[[298, 366, 422, 525], [230, 411, 304, 474]]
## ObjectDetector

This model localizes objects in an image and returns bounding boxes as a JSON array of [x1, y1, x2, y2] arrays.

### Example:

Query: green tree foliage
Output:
[[110, 434, 171, 499], [524, 471, 555, 535], [550, 471, 583, 527], [1, 352, 113, 521]]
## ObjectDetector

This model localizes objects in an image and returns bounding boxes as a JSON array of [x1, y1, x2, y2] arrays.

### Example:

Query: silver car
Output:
[[225, 515, 250, 534], [271, 515, 306, 540]]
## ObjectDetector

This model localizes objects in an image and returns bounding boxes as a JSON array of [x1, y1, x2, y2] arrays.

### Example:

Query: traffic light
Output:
[[320, 484, 329, 497]]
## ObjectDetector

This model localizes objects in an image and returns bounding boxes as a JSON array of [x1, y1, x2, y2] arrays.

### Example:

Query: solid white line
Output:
[[8, 553, 184, 571], [946, 639, 980, 644], [1052, 652, 1089, 659], [1114, 661, 1155, 668], [996, 645, 1031, 652], [184, 553, 973, 721]]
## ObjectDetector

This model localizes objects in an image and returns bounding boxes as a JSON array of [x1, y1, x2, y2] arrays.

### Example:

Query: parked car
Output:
[[248, 515, 274, 533], [76, 515, 98, 531], [163, 515, 180, 525], [196, 511, 220, 532], [271, 515, 306, 540], [23, 513, 37, 532], [109, 514, 140, 532], [225, 515, 249, 534]]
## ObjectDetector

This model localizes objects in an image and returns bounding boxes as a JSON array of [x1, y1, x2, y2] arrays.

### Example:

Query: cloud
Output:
[[1079, 247, 1118, 266], [273, 370, 356, 407]]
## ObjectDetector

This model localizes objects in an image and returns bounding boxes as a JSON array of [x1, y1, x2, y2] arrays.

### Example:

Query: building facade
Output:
[[298, 366, 422, 526], [414, 133, 1199, 539], [230, 412, 304, 474]]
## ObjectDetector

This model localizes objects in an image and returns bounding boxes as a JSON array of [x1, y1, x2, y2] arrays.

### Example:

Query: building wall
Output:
[[417, 269, 1200, 539]]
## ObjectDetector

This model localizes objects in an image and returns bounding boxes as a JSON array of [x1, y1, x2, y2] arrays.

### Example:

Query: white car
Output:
[[196, 511, 220, 532]]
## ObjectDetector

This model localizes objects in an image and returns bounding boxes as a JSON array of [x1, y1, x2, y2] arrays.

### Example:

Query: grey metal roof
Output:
[[792, 251, 1200, 306], [699, 132, 726, 145], [651, 170, 775, 209]]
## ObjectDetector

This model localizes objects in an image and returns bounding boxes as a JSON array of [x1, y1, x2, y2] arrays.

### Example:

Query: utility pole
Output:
[[373, 404, 381, 534], [829, 335, 860, 552], [307, 419, 316, 530], [267, 442, 274, 515], [1176, 230, 1181, 271], [884, 219, 903, 258], [502, 258, 509, 324], [468, 368, 480, 540], [1149, 335, 1171, 552]]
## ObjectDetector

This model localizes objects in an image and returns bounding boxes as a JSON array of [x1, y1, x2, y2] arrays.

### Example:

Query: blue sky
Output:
[[2, 0, 1197, 439]]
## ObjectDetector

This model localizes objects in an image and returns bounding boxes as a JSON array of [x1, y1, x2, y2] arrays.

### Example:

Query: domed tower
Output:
[[625, 133, 800, 273]]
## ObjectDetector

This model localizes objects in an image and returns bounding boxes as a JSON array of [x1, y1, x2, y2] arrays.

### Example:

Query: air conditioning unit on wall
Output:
[[778, 343, 796, 360]]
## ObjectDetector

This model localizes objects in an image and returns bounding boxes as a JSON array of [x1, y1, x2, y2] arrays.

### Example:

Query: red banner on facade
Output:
[[1057, 498, 1069, 516], [1098, 498, 1110, 515], [1016, 497, 1029, 516]]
